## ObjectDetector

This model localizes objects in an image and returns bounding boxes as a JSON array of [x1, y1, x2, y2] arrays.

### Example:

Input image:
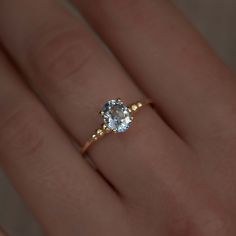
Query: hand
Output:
[[0, 0, 236, 235]]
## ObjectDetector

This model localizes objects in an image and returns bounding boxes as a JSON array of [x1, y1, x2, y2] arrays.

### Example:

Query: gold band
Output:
[[81, 100, 151, 155]]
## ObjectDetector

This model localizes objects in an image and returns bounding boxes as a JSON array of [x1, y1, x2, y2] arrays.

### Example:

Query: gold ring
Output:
[[81, 98, 151, 155]]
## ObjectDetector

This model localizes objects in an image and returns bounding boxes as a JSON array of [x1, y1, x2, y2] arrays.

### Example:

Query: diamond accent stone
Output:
[[101, 99, 133, 133]]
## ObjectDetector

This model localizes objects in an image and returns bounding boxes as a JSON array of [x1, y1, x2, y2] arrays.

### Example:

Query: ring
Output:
[[81, 98, 151, 155]]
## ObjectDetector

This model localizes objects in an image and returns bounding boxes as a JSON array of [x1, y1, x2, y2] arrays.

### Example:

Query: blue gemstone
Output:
[[101, 99, 132, 133]]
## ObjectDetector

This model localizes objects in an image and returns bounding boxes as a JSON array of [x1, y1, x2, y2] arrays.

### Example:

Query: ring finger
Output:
[[0, 0, 192, 200]]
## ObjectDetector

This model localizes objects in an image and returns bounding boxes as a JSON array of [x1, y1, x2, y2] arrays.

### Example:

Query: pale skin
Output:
[[0, 0, 236, 235]]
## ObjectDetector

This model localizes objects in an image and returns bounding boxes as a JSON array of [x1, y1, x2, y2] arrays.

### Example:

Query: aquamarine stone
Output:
[[101, 99, 132, 133]]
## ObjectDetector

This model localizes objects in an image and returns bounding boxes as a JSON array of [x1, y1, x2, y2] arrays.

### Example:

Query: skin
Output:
[[0, 0, 236, 235], [0, 227, 8, 236]]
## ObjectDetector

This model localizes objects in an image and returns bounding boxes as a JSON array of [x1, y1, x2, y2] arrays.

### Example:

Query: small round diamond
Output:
[[101, 99, 132, 133]]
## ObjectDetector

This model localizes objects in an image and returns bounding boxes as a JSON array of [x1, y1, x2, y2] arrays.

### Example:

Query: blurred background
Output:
[[1, 0, 236, 235]]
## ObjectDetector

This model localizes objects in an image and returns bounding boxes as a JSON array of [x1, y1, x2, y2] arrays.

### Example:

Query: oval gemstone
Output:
[[101, 99, 132, 133]]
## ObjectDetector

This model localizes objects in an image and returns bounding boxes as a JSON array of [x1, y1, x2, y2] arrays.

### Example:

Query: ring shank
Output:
[[81, 125, 111, 155]]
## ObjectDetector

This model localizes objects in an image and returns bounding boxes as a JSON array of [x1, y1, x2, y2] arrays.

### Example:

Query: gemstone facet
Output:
[[101, 99, 133, 133]]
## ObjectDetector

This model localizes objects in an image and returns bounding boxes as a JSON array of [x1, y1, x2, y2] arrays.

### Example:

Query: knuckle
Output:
[[0, 104, 46, 161], [28, 23, 95, 88]]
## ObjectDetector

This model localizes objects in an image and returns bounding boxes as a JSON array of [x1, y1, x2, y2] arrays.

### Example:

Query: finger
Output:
[[74, 0, 236, 149], [0, 0, 193, 200], [0, 227, 7, 236], [0, 50, 124, 235]]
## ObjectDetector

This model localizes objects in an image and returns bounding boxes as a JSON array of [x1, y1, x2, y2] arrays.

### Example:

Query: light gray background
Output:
[[1, 0, 236, 235]]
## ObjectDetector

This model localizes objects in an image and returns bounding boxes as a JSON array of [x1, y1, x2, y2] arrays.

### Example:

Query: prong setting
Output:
[[101, 99, 132, 133]]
